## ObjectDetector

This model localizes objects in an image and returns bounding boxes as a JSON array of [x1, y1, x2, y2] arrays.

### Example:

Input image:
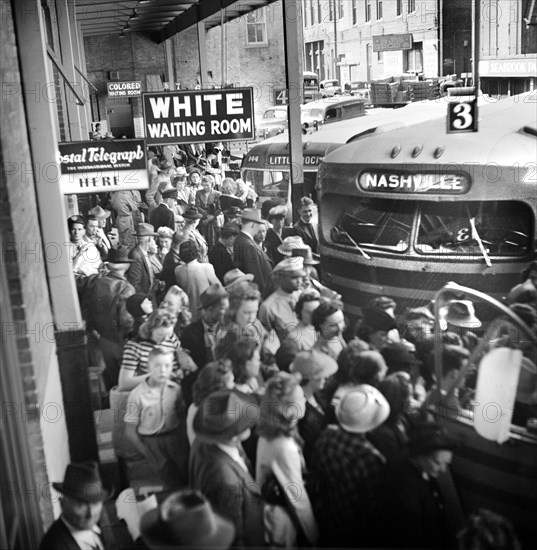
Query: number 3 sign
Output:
[[447, 100, 478, 133]]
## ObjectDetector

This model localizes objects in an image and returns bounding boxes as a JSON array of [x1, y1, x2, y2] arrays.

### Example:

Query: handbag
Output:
[[261, 471, 287, 507]]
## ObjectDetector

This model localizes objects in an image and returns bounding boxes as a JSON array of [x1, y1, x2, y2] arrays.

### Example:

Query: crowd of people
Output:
[[50, 149, 537, 549]]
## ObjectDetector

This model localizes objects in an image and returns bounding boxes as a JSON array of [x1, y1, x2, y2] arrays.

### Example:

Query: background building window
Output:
[[404, 42, 423, 72], [365, 0, 371, 22], [339, 0, 344, 19], [352, 0, 358, 25], [310, 0, 315, 24], [317, 0, 321, 23], [246, 9, 267, 45], [397, 0, 403, 16], [377, 0, 383, 19], [408, 0, 416, 14]]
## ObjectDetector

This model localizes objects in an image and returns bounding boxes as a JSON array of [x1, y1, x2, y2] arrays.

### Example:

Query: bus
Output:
[[317, 93, 537, 316], [303, 71, 320, 102], [241, 99, 453, 215]]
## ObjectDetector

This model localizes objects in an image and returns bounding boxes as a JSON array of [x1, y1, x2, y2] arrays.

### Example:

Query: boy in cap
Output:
[[258, 257, 306, 343], [124, 346, 189, 489], [190, 389, 264, 548], [39, 462, 112, 550]]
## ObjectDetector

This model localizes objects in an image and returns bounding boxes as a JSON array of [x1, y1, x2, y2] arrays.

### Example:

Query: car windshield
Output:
[[263, 110, 287, 120], [324, 80, 339, 87]]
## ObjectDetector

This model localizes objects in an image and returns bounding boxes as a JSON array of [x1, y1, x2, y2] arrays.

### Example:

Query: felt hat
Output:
[[362, 307, 398, 332], [161, 188, 178, 200], [88, 205, 111, 219], [290, 246, 320, 265], [370, 296, 397, 311], [381, 342, 421, 368], [406, 306, 435, 322], [133, 223, 158, 237], [277, 236, 306, 256], [273, 257, 307, 276], [140, 490, 235, 549], [239, 208, 264, 224], [52, 462, 113, 503], [290, 349, 338, 380], [223, 268, 254, 289], [507, 280, 537, 306], [198, 283, 228, 310], [182, 206, 204, 220], [408, 422, 457, 456], [223, 206, 244, 218], [126, 293, 150, 317], [107, 246, 134, 264], [193, 389, 259, 443], [267, 205, 288, 220], [440, 300, 481, 329], [335, 385, 390, 434], [67, 214, 85, 228], [175, 166, 188, 177]]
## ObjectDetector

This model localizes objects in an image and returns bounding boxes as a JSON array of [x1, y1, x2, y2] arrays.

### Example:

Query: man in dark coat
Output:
[[179, 284, 229, 405], [208, 222, 239, 283], [149, 188, 177, 231], [289, 196, 319, 253], [126, 223, 158, 306], [233, 208, 272, 294], [39, 462, 112, 550], [190, 390, 264, 549], [83, 246, 135, 390]]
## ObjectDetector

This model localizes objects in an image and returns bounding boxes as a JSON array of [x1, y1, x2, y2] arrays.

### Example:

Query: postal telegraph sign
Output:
[[57, 139, 149, 194], [107, 81, 142, 98], [142, 88, 255, 145]]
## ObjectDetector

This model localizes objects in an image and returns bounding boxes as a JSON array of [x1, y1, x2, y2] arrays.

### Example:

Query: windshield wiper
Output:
[[469, 217, 492, 267], [338, 229, 372, 260]]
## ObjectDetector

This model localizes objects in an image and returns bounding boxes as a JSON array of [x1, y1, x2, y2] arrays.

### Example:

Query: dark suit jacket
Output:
[[291, 218, 319, 253], [208, 241, 235, 283], [126, 245, 154, 300], [149, 203, 175, 231], [158, 248, 181, 292], [264, 228, 285, 265], [233, 232, 272, 294], [190, 440, 265, 549], [39, 519, 87, 550], [179, 320, 208, 407]]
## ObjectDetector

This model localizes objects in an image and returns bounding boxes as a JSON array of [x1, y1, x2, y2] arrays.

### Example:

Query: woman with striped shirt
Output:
[[118, 310, 193, 391]]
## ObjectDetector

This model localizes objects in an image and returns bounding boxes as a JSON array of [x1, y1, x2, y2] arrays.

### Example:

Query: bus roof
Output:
[[242, 99, 457, 171], [322, 93, 537, 169]]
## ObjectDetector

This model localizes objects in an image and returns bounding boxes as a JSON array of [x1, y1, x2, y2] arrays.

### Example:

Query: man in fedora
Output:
[[84, 246, 135, 391], [208, 222, 240, 283], [258, 257, 306, 343], [149, 187, 177, 231], [110, 189, 143, 247], [127, 223, 159, 306], [190, 389, 264, 549], [180, 283, 229, 405], [39, 462, 112, 550], [84, 215, 111, 260], [310, 385, 389, 547], [88, 204, 112, 239], [140, 489, 235, 549], [233, 208, 273, 294]]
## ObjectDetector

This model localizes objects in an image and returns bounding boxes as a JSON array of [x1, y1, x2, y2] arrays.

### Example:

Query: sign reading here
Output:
[[107, 81, 142, 98], [372, 34, 413, 52], [58, 139, 149, 194], [142, 88, 255, 145]]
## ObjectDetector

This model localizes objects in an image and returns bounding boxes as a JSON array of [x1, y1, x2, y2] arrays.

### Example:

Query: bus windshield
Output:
[[327, 198, 532, 257]]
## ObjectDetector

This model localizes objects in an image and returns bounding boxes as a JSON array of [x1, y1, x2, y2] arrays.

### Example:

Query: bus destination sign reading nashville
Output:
[[142, 88, 255, 145], [358, 171, 470, 194]]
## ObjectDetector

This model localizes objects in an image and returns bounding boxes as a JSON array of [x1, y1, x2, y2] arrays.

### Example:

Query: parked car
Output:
[[319, 79, 341, 98], [344, 81, 371, 104], [254, 106, 288, 140], [300, 96, 366, 130]]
